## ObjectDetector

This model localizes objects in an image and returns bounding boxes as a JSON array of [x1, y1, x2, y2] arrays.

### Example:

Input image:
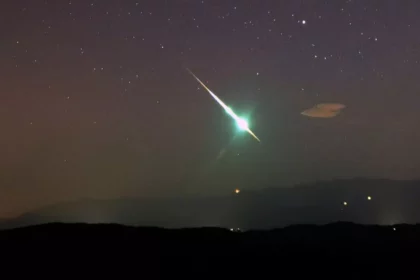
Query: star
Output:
[[2, 0, 420, 224]]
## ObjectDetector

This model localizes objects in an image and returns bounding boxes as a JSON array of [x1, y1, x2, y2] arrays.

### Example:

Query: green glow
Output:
[[187, 69, 260, 142], [225, 107, 249, 131], [236, 118, 249, 131]]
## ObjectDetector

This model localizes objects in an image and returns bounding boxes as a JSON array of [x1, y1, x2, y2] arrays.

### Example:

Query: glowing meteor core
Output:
[[187, 69, 260, 142], [236, 118, 249, 131]]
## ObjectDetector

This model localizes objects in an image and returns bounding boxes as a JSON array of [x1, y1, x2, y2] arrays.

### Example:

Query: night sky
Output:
[[2, 0, 420, 217]]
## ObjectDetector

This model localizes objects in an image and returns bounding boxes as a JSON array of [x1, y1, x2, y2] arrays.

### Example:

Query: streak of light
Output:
[[187, 68, 260, 142]]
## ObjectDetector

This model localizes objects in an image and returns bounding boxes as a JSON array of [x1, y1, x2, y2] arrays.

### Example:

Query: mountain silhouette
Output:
[[1, 222, 419, 278], [1, 178, 419, 229]]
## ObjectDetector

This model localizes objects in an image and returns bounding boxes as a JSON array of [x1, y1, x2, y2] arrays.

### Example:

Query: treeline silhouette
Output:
[[1, 222, 418, 278]]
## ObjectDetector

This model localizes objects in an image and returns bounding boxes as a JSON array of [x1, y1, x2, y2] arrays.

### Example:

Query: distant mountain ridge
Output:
[[1, 178, 420, 229]]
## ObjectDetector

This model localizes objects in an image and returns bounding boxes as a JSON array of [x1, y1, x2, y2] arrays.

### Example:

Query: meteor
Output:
[[187, 69, 260, 142]]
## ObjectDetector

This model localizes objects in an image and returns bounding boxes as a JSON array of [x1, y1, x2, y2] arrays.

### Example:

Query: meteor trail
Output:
[[187, 69, 260, 142]]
